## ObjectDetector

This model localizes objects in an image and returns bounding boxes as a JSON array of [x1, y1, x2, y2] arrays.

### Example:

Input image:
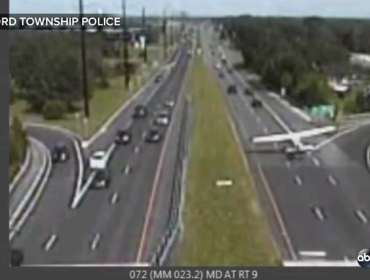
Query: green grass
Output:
[[10, 75, 144, 137], [178, 54, 280, 266], [9, 43, 167, 137]]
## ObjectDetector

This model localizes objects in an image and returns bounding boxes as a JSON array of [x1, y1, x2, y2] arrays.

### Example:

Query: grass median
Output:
[[178, 54, 280, 266]]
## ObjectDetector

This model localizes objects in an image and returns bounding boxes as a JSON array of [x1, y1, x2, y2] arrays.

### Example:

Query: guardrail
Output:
[[150, 99, 191, 266]]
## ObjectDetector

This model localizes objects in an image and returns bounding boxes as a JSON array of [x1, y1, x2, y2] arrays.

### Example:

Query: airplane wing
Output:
[[293, 126, 337, 139], [251, 126, 336, 144], [251, 133, 295, 144]]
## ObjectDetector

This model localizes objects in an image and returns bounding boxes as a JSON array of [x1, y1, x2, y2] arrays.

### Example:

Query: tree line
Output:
[[10, 27, 161, 120], [214, 16, 370, 111]]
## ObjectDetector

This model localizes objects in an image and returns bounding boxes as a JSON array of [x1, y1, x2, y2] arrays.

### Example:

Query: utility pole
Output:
[[79, 0, 89, 118], [170, 12, 174, 46], [122, 0, 130, 89], [142, 6, 147, 63], [162, 10, 167, 60]]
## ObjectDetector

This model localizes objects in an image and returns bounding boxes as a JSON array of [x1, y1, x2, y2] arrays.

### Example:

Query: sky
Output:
[[9, 0, 370, 18]]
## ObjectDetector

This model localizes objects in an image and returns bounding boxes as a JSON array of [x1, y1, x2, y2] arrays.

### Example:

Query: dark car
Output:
[[115, 130, 132, 145], [92, 169, 110, 189], [132, 105, 147, 118], [251, 98, 263, 108], [51, 143, 69, 163], [219, 72, 224, 78], [244, 88, 253, 96], [227, 85, 237, 94], [145, 129, 161, 143], [227, 68, 233, 73], [10, 249, 24, 266], [154, 74, 163, 83]]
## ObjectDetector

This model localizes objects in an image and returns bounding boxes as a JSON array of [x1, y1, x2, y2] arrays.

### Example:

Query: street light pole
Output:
[[162, 9, 167, 60], [122, 0, 130, 89], [142, 6, 147, 63], [79, 0, 90, 118]]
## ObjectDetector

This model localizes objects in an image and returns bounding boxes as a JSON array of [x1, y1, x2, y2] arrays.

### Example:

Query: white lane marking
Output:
[[106, 143, 116, 158], [294, 175, 302, 185], [25, 263, 152, 267], [71, 171, 97, 209], [256, 116, 261, 123], [314, 207, 325, 220], [9, 141, 52, 242], [284, 260, 358, 266], [312, 157, 321, 167], [134, 146, 140, 153], [355, 210, 368, 224], [299, 251, 327, 257], [111, 193, 118, 204], [91, 234, 101, 250], [367, 143, 370, 171], [124, 165, 130, 175], [286, 161, 291, 168], [44, 234, 57, 251], [9, 139, 47, 229], [263, 127, 269, 134], [327, 175, 337, 186]]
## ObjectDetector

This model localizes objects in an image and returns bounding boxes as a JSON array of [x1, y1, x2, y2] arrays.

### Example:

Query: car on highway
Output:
[[145, 129, 162, 143], [132, 105, 147, 118], [115, 130, 132, 145], [92, 168, 110, 189], [89, 151, 107, 170], [10, 248, 23, 266], [154, 110, 170, 126], [51, 143, 69, 163], [154, 74, 163, 83], [244, 88, 253, 96], [219, 71, 224, 78], [164, 100, 175, 108], [227, 68, 233, 73], [251, 98, 263, 108], [227, 85, 237, 94]]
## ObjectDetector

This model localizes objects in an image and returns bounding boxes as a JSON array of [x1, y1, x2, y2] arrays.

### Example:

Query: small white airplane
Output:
[[250, 126, 337, 158]]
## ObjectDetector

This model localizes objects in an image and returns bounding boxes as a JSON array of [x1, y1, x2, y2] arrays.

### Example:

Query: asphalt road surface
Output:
[[11, 41, 192, 265], [201, 23, 370, 261]]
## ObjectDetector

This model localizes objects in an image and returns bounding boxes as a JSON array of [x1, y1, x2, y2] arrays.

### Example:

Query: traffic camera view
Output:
[[8, 0, 370, 272]]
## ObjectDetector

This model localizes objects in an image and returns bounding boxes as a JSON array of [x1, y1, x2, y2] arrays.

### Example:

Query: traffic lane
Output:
[[85, 45, 187, 155], [22, 52, 191, 264], [293, 158, 370, 259], [64, 54, 191, 263], [207, 27, 369, 259], [11, 128, 79, 263], [138, 92, 190, 262], [205, 46, 358, 260]]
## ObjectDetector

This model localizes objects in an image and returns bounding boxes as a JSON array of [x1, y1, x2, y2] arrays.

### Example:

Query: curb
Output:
[[10, 143, 31, 194], [9, 138, 52, 242]]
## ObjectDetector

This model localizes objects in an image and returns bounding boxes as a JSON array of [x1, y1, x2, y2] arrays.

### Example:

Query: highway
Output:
[[11, 41, 192, 265], [201, 23, 370, 261]]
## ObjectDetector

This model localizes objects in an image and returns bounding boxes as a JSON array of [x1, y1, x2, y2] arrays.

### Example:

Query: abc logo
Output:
[[357, 249, 370, 268]]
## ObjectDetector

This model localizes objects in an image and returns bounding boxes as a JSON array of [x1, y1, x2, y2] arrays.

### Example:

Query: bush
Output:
[[9, 116, 28, 181], [42, 100, 67, 120]]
